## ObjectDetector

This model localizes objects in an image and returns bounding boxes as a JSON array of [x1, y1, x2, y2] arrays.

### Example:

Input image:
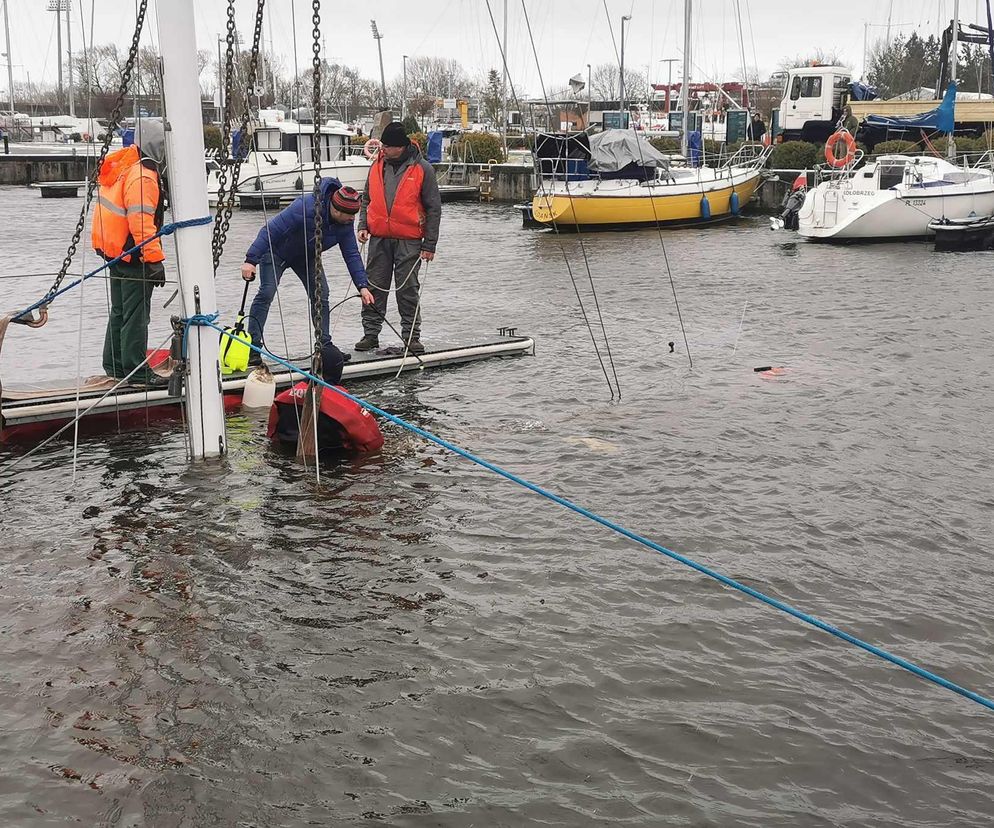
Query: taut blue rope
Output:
[[198, 320, 994, 715], [13, 215, 213, 322], [180, 312, 220, 359]]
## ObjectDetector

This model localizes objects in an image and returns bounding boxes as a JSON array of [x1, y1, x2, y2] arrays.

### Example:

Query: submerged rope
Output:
[[12, 216, 213, 323], [195, 320, 994, 716]]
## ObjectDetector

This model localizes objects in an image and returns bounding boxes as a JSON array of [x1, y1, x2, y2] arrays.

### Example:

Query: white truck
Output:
[[774, 64, 854, 144]]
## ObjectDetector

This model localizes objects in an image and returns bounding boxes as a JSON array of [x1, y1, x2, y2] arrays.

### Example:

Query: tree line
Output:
[[11, 36, 650, 124]]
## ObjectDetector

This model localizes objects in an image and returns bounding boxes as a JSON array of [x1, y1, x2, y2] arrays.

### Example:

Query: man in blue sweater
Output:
[[241, 178, 373, 379]]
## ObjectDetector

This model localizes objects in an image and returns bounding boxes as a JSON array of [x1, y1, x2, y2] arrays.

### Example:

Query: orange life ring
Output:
[[363, 138, 381, 159], [825, 130, 856, 168]]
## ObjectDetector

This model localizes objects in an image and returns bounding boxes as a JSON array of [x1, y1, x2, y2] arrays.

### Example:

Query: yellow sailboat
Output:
[[530, 131, 770, 231]]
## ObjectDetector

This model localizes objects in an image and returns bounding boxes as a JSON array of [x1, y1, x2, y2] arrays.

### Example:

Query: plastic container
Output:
[[242, 366, 276, 409]]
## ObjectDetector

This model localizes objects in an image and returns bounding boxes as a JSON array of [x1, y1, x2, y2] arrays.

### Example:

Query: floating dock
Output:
[[1, 331, 534, 442]]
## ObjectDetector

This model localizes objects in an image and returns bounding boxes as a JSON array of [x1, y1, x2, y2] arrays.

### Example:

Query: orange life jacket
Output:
[[91, 145, 165, 264], [366, 156, 426, 240]]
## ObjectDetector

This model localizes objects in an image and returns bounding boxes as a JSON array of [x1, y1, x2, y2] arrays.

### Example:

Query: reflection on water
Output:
[[2, 190, 994, 825]]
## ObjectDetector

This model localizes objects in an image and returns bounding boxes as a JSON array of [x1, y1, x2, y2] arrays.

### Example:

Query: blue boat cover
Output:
[[688, 130, 703, 167], [427, 131, 444, 163], [849, 81, 878, 101], [863, 82, 957, 134]]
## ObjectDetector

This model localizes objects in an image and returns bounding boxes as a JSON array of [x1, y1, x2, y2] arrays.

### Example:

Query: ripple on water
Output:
[[1, 191, 993, 825]]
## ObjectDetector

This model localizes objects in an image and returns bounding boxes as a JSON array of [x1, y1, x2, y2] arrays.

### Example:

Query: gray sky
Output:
[[1, 1, 970, 99]]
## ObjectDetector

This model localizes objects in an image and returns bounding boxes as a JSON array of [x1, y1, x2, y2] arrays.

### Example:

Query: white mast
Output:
[[3, 0, 13, 116], [66, 0, 74, 117], [155, 0, 227, 459], [680, 0, 692, 157]]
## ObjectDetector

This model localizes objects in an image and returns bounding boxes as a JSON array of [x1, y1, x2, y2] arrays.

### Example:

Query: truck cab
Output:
[[776, 65, 852, 143]]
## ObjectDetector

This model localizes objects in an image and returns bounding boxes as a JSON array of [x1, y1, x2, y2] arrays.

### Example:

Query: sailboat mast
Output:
[[949, 0, 959, 159], [66, 0, 74, 117], [3, 0, 13, 116], [155, 0, 227, 459], [680, 0, 692, 156]]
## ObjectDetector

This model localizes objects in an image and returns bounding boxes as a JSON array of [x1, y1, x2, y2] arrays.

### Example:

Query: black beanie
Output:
[[380, 122, 410, 147]]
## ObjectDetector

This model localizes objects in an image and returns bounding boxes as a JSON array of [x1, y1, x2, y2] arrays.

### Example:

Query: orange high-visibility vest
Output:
[[366, 156, 425, 240], [91, 145, 165, 264]]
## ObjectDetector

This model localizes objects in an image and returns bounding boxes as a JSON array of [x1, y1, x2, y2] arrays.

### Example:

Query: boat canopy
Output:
[[587, 129, 669, 172], [863, 82, 957, 134]]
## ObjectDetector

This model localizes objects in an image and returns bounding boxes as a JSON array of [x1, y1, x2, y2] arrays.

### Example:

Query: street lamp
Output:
[[659, 58, 678, 116], [585, 63, 592, 128], [402, 54, 408, 122], [370, 20, 388, 111], [619, 15, 631, 122]]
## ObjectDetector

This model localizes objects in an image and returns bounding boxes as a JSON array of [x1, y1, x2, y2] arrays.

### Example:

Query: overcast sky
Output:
[[1, 0, 975, 98]]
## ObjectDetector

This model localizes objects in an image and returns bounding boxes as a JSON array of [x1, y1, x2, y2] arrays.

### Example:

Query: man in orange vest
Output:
[[91, 118, 168, 387], [355, 122, 441, 355]]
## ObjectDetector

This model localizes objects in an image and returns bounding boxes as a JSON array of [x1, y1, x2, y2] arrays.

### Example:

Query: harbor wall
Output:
[[0, 154, 92, 185], [0, 151, 803, 211], [433, 163, 535, 203]]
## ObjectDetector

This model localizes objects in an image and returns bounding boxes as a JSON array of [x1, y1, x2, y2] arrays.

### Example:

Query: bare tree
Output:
[[590, 62, 646, 101], [777, 49, 847, 72]]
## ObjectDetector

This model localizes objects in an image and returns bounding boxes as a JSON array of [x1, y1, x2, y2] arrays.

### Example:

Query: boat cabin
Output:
[[849, 154, 989, 191]]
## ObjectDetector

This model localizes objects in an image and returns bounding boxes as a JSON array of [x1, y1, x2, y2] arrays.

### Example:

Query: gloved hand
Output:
[[145, 261, 166, 287]]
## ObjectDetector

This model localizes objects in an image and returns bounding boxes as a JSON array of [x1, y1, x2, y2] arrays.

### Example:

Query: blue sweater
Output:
[[244, 177, 368, 288]]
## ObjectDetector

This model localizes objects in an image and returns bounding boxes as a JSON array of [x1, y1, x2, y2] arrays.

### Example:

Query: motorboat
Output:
[[929, 213, 994, 250], [207, 109, 372, 204], [529, 130, 769, 231], [798, 154, 994, 241]]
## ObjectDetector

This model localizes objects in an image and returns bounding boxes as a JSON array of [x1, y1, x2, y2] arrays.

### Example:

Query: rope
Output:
[[180, 312, 220, 359], [197, 320, 994, 716], [12, 216, 213, 323]]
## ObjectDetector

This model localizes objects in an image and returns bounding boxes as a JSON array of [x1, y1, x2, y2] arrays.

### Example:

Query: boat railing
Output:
[[811, 149, 866, 187], [718, 142, 772, 171]]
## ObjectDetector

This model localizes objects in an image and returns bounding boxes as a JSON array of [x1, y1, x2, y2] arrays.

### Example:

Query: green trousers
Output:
[[102, 262, 156, 381]]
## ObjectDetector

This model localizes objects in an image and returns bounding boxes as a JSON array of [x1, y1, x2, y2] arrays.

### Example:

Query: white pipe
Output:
[[155, 0, 227, 459]]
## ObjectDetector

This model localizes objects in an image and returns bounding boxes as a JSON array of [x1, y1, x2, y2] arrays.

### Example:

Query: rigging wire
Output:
[[480, 0, 618, 399], [517, 0, 623, 398]]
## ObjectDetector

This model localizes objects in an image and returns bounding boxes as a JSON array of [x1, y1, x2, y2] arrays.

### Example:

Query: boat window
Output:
[[255, 129, 281, 152], [800, 77, 822, 98], [878, 163, 906, 189], [789, 76, 801, 101], [298, 134, 313, 163]]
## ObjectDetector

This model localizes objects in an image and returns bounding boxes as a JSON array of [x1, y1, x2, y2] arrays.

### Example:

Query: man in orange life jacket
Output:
[[91, 118, 168, 388], [355, 122, 442, 355]]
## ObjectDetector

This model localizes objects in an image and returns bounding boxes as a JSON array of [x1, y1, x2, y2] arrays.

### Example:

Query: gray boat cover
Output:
[[587, 129, 670, 172]]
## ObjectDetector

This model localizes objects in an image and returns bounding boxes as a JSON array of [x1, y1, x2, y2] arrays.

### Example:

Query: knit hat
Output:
[[380, 122, 410, 148], [331, 185, 362, 214]]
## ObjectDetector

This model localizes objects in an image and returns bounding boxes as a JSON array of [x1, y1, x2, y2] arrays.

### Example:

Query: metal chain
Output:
[[211, 0, 267, 273], [209, 0, 238, 270], [309, 0, 324, 379], [41, 0, 149, 309]]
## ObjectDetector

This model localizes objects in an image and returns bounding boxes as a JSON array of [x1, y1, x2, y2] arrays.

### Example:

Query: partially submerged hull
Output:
[[531, 171, 762, 230], [1, 334, 534, 443]]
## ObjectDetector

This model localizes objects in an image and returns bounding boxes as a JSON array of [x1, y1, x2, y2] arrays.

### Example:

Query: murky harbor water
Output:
[[2, 185, 993, 826]]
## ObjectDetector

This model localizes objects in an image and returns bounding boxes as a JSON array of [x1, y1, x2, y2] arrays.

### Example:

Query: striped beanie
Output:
[[331, 186, 362, 215]]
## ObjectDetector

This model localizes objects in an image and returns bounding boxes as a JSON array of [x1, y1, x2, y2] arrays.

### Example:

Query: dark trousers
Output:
[[102, 262, 155, 381], [361, 237, 423, 341], [246, 250, 344, 382]]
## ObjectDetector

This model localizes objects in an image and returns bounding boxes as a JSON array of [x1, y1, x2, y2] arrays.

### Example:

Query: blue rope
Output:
[[201, 320, 994, 715], [180, 312, 220, 359], [13, 215, 213, 322]]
